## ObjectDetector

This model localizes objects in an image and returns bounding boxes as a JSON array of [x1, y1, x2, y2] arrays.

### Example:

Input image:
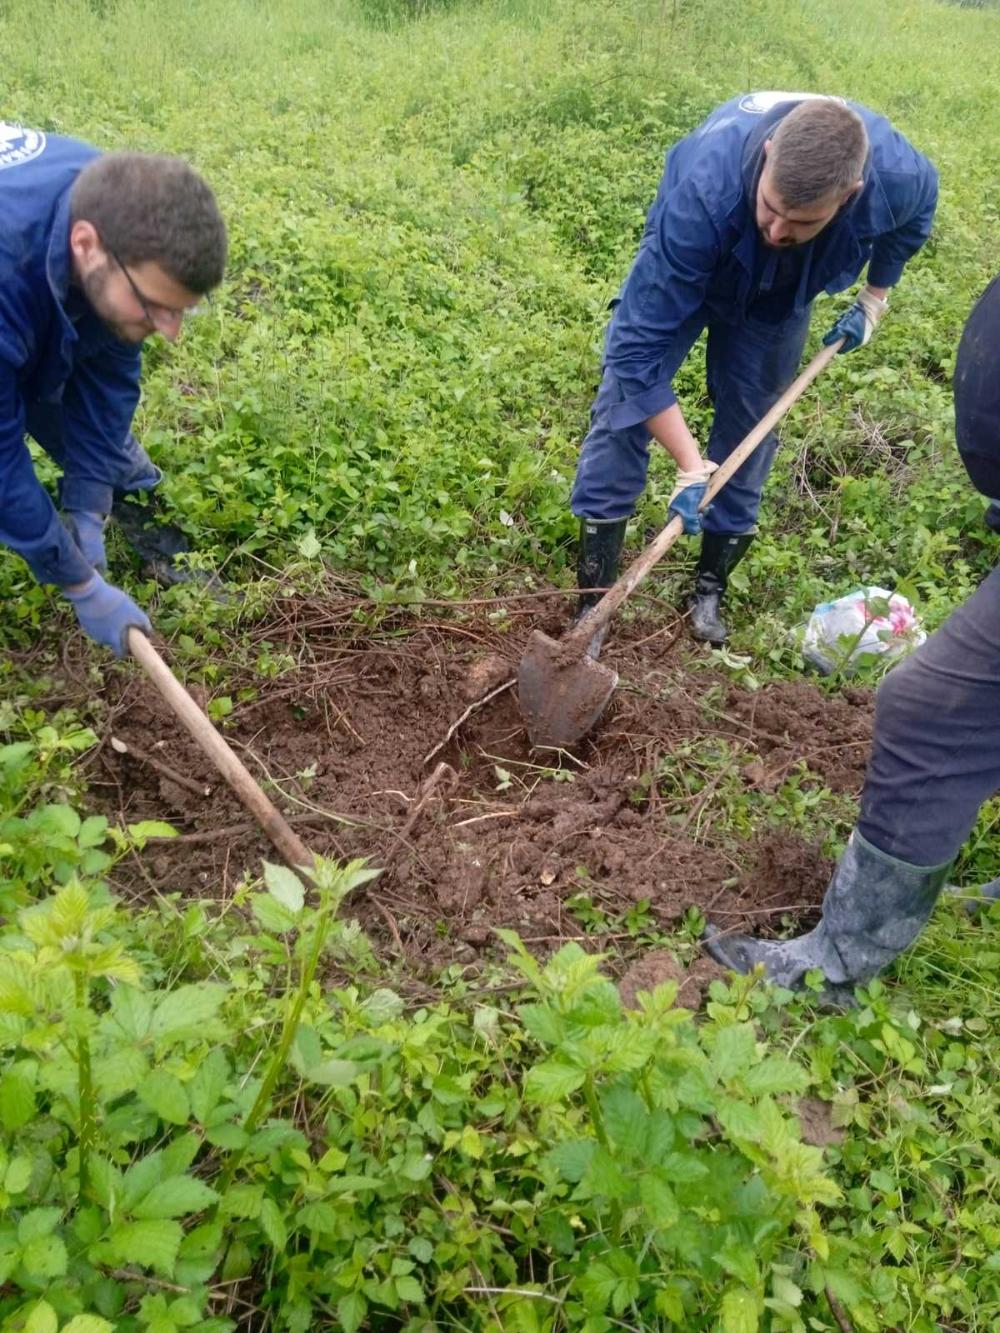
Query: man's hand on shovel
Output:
[[668, 460, 719, 534], [517, 340, 844, 749], [822, 286, 889, 354], [64, 573, 152, 657]]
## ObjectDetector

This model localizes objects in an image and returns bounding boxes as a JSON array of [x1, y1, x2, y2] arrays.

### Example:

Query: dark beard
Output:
[[759, 229, 799, 249], [81, 262, 146, 342]]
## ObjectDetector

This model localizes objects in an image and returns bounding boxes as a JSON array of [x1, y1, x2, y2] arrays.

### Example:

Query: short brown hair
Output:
[[769, 100, 869, 207], [71, 153, 227, 294]]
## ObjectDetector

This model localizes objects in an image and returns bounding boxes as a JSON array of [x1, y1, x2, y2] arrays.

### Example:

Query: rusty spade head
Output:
[[517, 627, 619, 748]]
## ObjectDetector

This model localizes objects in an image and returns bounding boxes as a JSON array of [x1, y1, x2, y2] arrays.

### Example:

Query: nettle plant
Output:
[[0, 836, 856, 1333], [495, 935, 842, 1332], [0, 857, 378, 1333]]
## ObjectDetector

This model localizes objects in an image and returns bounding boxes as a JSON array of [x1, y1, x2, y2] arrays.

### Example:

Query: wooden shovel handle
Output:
[[701, 340, 841, 506], [127, 628, 314, 872], [564, 339, 842, 652]]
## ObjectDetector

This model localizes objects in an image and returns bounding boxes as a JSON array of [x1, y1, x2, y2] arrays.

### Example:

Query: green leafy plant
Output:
[[1, 1, 999, 1329]]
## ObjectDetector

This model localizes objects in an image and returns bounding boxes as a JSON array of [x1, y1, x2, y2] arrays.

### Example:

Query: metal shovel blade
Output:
[[517, 627, 619, 748]]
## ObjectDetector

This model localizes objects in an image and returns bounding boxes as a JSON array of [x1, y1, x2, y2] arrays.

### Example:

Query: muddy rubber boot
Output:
[[702, 830, 952, 999], [574, 517, 627, 657], [688, 532, 754, 645], [951, 873, 1000, 916]]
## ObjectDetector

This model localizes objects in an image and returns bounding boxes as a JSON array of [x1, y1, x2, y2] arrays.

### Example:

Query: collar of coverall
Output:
[[44, 189, 80, 340]]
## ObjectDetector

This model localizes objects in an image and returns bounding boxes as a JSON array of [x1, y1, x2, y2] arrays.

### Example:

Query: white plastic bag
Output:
[[802, 586, 926, 675]]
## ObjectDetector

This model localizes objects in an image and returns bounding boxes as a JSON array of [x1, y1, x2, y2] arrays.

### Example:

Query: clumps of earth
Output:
[[82, 595, 872, 991]]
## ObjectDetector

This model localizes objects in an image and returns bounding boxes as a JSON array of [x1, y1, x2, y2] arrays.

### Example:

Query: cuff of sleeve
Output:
[[58, 477, 116, 515], [14, 512, 94, 587], [606, 380, 678, 432], [866, 259, 903, 290]]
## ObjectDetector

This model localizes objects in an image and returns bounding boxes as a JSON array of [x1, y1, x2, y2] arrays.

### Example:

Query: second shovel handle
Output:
[[701, 339, 841, 506], [127, 629, 314, 873], [564, 339, 842, 652]]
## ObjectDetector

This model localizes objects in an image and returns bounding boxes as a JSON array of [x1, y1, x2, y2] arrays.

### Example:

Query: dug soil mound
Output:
[[88, 595, 874, 967]]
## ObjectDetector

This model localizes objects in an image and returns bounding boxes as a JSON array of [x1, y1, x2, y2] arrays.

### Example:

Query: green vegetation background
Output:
[[1, 2, 999, 1331], [2, 0, 998, 632]]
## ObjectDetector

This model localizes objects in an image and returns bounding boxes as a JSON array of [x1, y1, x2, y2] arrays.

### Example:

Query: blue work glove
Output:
[[668, 461, 718, 536], [822, 288, 889, 354], [63, 509, 109, 572], [64, 573, 151, 657]]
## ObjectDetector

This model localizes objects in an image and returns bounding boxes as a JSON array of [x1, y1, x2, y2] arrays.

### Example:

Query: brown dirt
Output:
[[726, 680, 873, 793], [78, 594, 874, 969], [618, 951, 729, 1010], [795, 1096, 847, 1148]]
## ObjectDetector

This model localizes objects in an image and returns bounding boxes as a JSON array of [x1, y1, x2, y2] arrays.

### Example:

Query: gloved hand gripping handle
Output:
[[564, 339, 844, 656]]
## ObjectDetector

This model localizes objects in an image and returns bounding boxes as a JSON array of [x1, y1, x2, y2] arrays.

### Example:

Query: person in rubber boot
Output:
[[705, 273, 1000, 1000], [0, 127, 226, 657], [570, 93, 937, 644]]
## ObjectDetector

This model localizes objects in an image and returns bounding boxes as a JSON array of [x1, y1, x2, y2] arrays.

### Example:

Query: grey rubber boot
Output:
[[952, 874, 1000, 915], [703, 830, 953, 995], [574, 517, 627, 657], [689, 532, 754, 645]]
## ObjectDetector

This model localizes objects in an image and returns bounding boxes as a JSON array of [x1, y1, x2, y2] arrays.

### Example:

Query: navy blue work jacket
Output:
[[954, 274, 1000, 498], [605, 92, 939, 430], [0, 126, 142, 586]]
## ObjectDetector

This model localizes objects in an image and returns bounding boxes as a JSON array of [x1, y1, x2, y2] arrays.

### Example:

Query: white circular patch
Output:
[[0, 123, 47, 171], [739, 92, 846, 115]]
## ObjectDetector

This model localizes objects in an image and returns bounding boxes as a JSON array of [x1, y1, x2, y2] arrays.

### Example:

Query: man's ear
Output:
[[69, 219, 106, 276], [763, 137, 772, 157], [842, 179, 864, 205]]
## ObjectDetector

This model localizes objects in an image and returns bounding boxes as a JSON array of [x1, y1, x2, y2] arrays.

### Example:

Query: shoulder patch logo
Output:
[[739, 92, 846, 115], [0, 123, 47, 171]]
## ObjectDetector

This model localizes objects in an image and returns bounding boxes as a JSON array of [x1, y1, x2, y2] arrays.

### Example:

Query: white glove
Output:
[[668, 460, 719, 535], [823, 288, 889, 353], [668, 459, 719, 508]]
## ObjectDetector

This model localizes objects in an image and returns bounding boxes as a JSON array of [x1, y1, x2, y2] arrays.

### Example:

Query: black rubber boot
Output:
[[574, 517, 627, 658], [111, 492, 224, 595], [688, 532, 754, 645], [575, 518, 627, 616]]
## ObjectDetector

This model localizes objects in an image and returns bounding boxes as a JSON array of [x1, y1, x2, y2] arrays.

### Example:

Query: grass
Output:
[[1, 0, 999, 1327]]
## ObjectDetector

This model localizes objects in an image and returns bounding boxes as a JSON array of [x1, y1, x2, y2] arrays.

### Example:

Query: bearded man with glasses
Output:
[[0, 127, 227, 656]]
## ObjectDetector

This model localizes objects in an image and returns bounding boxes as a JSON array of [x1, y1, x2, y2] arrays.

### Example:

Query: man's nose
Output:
[[157, 310, 184, 343]]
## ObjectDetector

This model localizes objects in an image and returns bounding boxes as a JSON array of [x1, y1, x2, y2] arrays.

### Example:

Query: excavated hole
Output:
[[84, 596, 874, 977]]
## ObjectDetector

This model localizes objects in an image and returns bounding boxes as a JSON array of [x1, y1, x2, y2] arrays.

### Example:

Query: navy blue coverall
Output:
[[571, 92, 939, 534], [860, 274, 1000, 868], [0, 126, 160, 588]]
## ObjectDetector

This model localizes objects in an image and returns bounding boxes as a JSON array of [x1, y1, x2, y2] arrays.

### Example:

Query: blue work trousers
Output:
[[25, 401, 161, 513], [859, 564, 1000, 867], [571, 307, 812, 533]]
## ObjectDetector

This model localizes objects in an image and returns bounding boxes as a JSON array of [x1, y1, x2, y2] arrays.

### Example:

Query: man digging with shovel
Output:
[[571, 92, 937, 647], [705, 274, 1000, 1000], [0, 125, 227, 657]]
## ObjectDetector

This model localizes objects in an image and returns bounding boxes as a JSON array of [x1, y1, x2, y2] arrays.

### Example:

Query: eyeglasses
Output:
[[109, 247, 205, 328]]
